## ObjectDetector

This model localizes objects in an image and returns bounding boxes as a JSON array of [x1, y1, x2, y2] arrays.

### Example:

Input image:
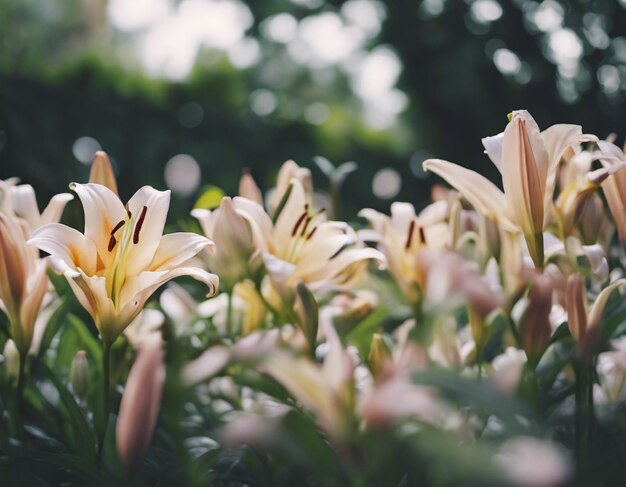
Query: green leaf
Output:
[[33, 361, 97, 465], [345, 305, 389, 358], [37, 298, 68, 359]]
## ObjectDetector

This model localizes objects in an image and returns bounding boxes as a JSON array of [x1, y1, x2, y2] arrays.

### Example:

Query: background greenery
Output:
[[1, 0, 625, 218]]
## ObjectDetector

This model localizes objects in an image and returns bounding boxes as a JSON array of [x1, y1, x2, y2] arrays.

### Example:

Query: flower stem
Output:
[[97, 340, 111, 464], [226, 291, 233, 337], [16, 351, 26, 421], [574, 358, 594, 486]]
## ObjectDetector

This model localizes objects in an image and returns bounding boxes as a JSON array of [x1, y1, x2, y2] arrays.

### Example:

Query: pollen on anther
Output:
[[405, 220, 416, 250], [133, 205, 148, 244]]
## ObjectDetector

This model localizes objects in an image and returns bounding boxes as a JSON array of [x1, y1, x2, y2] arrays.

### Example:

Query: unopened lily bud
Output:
[[2, 339, 19, 382], [89, 151, 118, 196], [116, 344, 165, 471], [295, 282, 319, 351], [368, 333, 392, 382], [519, 275, 553, 362], [238, 169, 263, 205], [70, 350, 90, 400], [565, 274, 588, 343]]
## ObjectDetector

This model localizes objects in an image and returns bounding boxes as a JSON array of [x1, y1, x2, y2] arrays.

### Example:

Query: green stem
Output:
[[97, 340, 111, 464], [15, 351, 26, 421], [226, 291, 234, 337], [574, 358, 594, 486], [503, 310, 523, 349]]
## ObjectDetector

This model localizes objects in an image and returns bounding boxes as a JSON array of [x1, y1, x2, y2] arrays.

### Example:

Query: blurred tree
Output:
[[1, 0, 625, 221]]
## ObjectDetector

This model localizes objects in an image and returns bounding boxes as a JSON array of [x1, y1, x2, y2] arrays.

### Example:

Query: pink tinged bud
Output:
[[116, 344, 165, 470], [519, 275, 553, 360], [70, 350, 90, 400], [89, 151, 118, 196], [238, 169, 263, 205], [565, 274, 588, 343], [501, 113, 548, 269]]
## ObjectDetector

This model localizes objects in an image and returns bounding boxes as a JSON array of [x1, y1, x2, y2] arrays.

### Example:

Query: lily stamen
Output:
[[133, 205, 148, 244], [108, 219, 126, 252], [405, 220, 415, 250], [291, 210, 308, 237]]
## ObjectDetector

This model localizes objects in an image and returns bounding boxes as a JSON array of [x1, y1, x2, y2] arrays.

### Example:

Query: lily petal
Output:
[[125, 186, 171, 276], [70, 183, 126, 264], [422, 159, 516, 230], [481, 131, 504, 172], [150, 232, 214, 272], [40, 193, 74, 227], [28, 223, 98, 276]]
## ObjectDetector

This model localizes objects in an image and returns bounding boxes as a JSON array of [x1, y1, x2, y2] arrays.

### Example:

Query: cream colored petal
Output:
[[588, 279, 626, 330], [238, 170, 263, 205], [190, 207, 216, 238], [70, 182, 126, 262], [291, 233, 355, 279], [541, 123, 596, 223], [40, 193, 74, 227], [261, 352, 338, 432], [18, 259, 48, 352], [232, 196, 273, 252], [181, 345, 231, 385], [120, 267, 219, 319], [149, 232, 214, 271], [321, 321, 353, 395], [481, 131, 504, 172], [125, 186, 171, 276], [66, 270, 118, 341], [358, 208, 389, 236], [263, 253, 296, 284], [28, 223, 97, 275], [305, 247, 384, 284], [10, 184, 41, 231], [501, 112, 547, 239], [211, 197, 253, 256], [273, 179, 309, 257], [390, 202, 417, 235], [422, 159, 515, 230]]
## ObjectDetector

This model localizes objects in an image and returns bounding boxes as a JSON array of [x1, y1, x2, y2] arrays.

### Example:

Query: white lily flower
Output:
[[0, 178, 73, 233], [424, 110, 596, 269], [28, 183, 218, 344], [0, 214, 49, 355], [232, 178, 383, 301]]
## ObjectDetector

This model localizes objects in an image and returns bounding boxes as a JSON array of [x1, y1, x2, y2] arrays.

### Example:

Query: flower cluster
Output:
[[3, 113, 626, 486]]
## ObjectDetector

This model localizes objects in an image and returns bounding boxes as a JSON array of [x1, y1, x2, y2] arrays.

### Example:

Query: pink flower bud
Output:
[[116, 344, 165, 470]]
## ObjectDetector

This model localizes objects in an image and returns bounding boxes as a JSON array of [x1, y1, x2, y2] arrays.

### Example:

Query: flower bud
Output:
[[368, 333, 392, 382], [70, 350, 90, 400], [295, 281, 319, 351], [565, 274, 588, 343], [238, 169, 263, 205], [519, 275, 553, 362], [116, 344, 165, 470], [89, 151, 118, 196]]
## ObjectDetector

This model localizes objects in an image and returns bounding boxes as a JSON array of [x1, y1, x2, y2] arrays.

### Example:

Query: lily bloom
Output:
[[29, 183, 218, 345], [0, 214, 49, 356], [424, 110, 596, 268], [359, 201, 449, 304], [232, 178, 383, 301], [0, 178, 73, 233]]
